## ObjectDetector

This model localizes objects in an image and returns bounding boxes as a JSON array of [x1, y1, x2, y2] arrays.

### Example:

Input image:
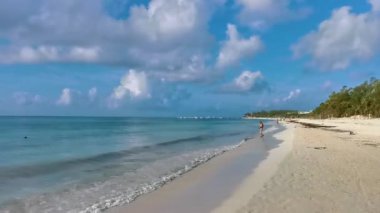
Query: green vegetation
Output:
[[312, 78, 380, 118], [244, 110, 309, 118], [244, 78, 380, 119]]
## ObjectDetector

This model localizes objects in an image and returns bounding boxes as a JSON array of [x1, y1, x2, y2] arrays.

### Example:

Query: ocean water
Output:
[[0, 116, 261, 212]]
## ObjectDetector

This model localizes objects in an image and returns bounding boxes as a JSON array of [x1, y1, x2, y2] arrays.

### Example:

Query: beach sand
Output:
[[108, 123, 290, 213], [108, 119, 380, 213], [231, 119, 380, 213], [296, 118, 380, 137], [212, 123, 295, 213]]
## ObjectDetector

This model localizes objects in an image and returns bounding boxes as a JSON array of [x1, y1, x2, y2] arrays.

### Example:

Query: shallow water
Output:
[[0, 117, 261, 212]]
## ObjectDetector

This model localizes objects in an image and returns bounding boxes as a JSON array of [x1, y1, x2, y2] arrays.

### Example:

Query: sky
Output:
[[0, 0, 379, 117]]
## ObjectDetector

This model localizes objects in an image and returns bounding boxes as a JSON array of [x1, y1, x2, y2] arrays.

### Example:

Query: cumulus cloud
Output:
[[220, 70, 268, 93], [107, 69, 195, 109], [236, 0, 311, 29], [282, 89, 301, 102], [54, 87, 99, 106], [0, 0, 222, 82], [13, 92, 42, 105], [292, 4, 380, 70], [56, 88, 72, 106], [68, 47, 100, 62], [216, 24, 263, 69], [128, 0, 203, 42], [0, 46, 100, 63], [370, 0, 380, 11], [109, 70, 150, 108], [88, 87, 97, 101], [152, 54, 212, 82]]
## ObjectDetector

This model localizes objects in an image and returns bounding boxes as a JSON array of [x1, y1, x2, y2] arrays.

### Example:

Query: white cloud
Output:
[[88, 87, 97, 101], [370, 0, 380, 11], [220, 70, 267, 93], [13, 92, 42, 105], [109, 70, 150, 108], [151, 54, 211, 82], [236, 0, 310, 29], [68, 47, 100, 62], [17, 46, 58, 63], [128, 0, 201, 42], [0, 0, 221, 82], [292, 5, 380, 70], [56, 88, 72, 106], [1, 46, 100, 63], [216, 24, 263, 69], [283, 89, 301, 102]]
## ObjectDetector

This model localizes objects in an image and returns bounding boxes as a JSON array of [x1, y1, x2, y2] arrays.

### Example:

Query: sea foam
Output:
[[80, 139, 247, 213]]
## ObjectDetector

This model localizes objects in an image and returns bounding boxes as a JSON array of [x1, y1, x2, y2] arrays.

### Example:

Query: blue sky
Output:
[[0, 0, 379, 117]]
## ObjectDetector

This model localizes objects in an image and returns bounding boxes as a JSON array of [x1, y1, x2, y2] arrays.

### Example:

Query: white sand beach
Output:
[[108, 118, 380, 213], [231, 118, 380, 213]]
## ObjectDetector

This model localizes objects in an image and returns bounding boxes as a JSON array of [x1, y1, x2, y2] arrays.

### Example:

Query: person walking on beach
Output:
[[259, 121, 264, 137]]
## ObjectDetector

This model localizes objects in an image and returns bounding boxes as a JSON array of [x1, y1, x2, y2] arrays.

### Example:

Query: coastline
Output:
[[107, 118, 380, 213], [242, 117, 277, 120], [212, 123, 295, 213], [108, 122, 289, 213], [236, 118, 380, 213]]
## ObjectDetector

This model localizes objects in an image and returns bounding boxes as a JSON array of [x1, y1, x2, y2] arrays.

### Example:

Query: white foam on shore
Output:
[[80, 140, 248, 213]]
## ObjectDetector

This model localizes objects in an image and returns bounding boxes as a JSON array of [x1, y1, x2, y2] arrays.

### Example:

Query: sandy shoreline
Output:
[[109, 123, 289, 213], [236, 119, 380, 213], [212, 123, 295, 213], [108, 118, 380, 213]]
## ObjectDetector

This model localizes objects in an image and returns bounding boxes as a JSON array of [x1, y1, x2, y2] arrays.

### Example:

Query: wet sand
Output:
[[213, 123, 295, 213], [109, 118, 380, 213], [109, 123, 290, 213]]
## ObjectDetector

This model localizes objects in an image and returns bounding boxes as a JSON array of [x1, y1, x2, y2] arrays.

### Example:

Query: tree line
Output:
[[312, 78, 380, 118], [244, 110, 306, 118], [244, 78, 380, 119]]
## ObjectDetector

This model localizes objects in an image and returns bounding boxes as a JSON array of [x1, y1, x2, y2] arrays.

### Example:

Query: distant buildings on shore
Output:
[[243, 110, 312, 119], [298, 111, 312, 115], [177, 116, 232, 120]]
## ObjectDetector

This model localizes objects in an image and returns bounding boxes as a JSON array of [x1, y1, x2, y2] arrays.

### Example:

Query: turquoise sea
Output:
[[0, 116, 261, 212]]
